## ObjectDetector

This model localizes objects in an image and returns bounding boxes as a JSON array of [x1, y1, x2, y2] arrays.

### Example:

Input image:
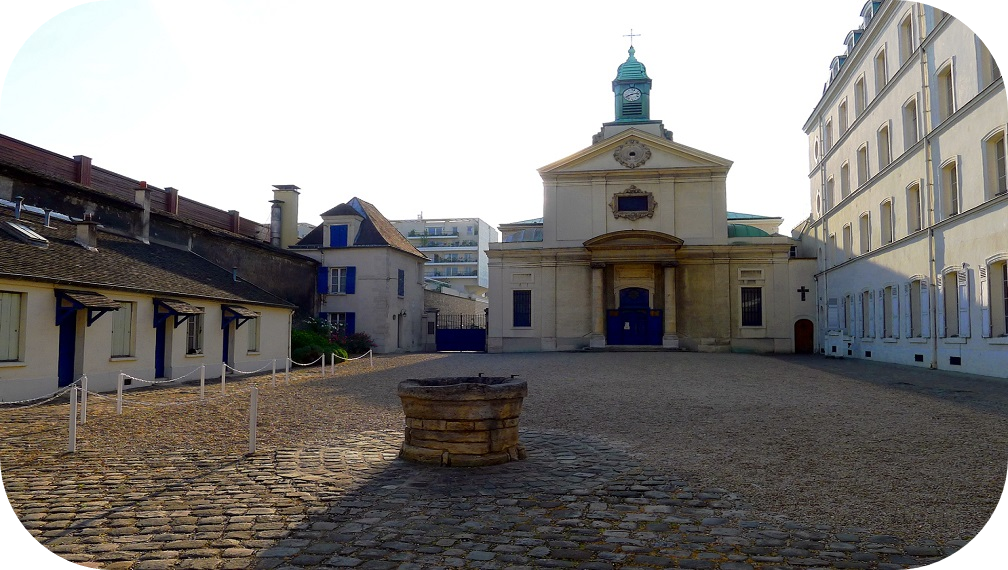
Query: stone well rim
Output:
[[398, 377, 528, 400]]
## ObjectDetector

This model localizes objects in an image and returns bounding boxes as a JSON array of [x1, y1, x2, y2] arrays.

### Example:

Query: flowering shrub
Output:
[[333, 332, 376, 355]]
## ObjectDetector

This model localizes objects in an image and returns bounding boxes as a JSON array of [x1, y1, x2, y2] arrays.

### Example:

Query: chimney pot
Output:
[[74, 219, 99, 251], [13, 196, 24, 220]]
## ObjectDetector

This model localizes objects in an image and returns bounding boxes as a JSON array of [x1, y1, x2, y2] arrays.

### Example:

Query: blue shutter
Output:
[[317, 266, 329, 294], [398, 269, 405, 297], [330, 225, 348, 247], [346, 312, 356, 335], [345, 266, 356, 294]]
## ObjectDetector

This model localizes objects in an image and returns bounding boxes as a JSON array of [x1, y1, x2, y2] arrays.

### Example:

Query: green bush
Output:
[[290, 327, 347, 366]]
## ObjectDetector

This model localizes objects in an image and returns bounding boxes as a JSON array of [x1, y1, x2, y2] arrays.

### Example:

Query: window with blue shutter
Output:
[[346, 267, 356, 294], [397, 269, 405, 297], [317, 266, 329, 294], [330, 224, 348, 247]]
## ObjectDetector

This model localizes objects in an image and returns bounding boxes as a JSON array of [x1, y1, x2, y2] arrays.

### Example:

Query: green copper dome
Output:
[[615, 46, 649, 81]]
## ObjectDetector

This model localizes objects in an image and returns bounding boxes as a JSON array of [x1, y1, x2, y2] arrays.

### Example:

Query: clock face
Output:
[[622, 87, 642, 102]]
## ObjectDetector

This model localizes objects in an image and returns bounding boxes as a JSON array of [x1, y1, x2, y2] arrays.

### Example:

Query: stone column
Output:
[[662, 261, 679, 348], [590, 262, 606, 348]]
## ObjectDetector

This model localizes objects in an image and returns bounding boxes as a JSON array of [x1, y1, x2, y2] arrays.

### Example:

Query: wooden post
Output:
[[248, 386, 258, 455], [68, 387, 77, 453], [116, 372, 123, 414]]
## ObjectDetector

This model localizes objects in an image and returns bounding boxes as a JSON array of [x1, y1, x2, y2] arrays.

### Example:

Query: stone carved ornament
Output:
[[613, 139, 652, 169], [610, 185, 656, 220]]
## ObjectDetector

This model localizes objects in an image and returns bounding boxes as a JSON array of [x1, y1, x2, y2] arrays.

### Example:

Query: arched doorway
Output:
[[794, 319, 814, 354], [606, 287, 662, 345]]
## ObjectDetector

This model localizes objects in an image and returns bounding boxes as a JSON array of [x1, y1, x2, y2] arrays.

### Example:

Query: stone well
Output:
[[397, 376, 528, 467]]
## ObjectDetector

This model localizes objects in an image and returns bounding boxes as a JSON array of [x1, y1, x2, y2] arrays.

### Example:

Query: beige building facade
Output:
[[797, 1, 1007, 377], [489, 47, 816, 353]]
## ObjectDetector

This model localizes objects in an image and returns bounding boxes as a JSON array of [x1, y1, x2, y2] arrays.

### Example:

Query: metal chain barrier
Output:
[[0, 375, 85, 409]]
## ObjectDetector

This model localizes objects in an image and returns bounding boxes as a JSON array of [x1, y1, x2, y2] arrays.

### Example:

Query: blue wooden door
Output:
[[155, 322, 166, 378], [58, 315, 77, 387]]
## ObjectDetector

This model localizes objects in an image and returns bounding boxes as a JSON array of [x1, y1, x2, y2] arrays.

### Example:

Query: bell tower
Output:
[[613, 45, 652, 123]]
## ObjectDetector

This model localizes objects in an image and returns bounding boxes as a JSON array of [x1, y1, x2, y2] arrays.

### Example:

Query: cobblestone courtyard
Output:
[[2, 352, 1006, 569]]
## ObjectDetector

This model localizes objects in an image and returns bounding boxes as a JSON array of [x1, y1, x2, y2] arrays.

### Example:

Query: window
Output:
[[513, 290, 532, 327], [186, 312, 205, 355], [861, 290, 873, 337], [941, 160, 959, 219], [899, 13, 914, 64], [880, 199, 894, 245], [840, 162, 851, 199], [397, 269, 405, 297], [0, 291, 23, 362], [877, 124, 891, 169], [857, 144, 869, 187], [329, 224, 348, 247], [845, 294, 854, 336], [874, 49, 888, 95], [825, 177, 835, 211], [842, 224, 853, 260], [854, 76, 866, 117], [939, 268, 970, 338], [986, 131, 1007, 198], [828, 234, 837, 265], [329, 267, 357, 294], [824, 120, 833, 153], [909, 279, 923, 338], [882, 285, 898, 338], [247, 315, 260, 352], [328, 310, 356, 332], [740, 287, 763, 327], [980, 260, 1008, 338], [936, 63, 955, 123], [110, 301, 135, 358], [859, 212, 871, 254], [907, 183, 923, 233], [979, 41, 1001, 89], [993, 261, 1008, 336], [903, 96, 919, 149], [838, 100, 849, 135]]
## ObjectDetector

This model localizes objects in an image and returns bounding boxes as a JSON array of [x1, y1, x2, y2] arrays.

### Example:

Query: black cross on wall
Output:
[[797, 286, 810, 301]]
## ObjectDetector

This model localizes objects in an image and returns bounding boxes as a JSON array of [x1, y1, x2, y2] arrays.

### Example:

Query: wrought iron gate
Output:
[[435, 311, 488, 352]]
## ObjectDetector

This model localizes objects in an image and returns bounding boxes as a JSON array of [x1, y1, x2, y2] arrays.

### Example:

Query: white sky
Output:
[[1, 0, 1002, 236]]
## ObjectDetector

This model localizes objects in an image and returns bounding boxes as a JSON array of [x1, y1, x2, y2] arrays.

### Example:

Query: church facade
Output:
[[488, 47, 817, 353]]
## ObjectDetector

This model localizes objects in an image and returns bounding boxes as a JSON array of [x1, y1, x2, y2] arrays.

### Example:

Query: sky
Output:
[[2, 0, 1003, 236]]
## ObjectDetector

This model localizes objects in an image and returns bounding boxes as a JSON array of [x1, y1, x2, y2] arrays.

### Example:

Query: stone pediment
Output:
[[538, 129, 732, 176], [584, 231, 683, 261]]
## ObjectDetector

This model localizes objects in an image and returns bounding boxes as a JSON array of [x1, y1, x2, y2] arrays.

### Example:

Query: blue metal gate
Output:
[[436, 312, 488, 352]]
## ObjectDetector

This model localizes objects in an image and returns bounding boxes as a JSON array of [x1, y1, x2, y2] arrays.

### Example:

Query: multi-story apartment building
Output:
[[390, 217, 498, 298], [797, 1, 1006, 377]]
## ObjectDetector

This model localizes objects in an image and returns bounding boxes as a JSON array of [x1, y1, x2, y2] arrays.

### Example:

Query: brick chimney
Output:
[[73, 155, 92, 186]]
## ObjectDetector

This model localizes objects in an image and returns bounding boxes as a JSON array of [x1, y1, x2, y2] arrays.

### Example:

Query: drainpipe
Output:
[[918, 4, 939, 370]]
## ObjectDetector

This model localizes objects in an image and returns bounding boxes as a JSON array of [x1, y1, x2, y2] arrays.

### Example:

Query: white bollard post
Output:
[[200, 365, 205, 401], [68, 387, 78, 453], [248, 386, 258, 455], [321, 353, 326, 377], [80, 375, 88, 425], [271, 359, 276, 388], [116, 372, 123, 415], [369, 349, 373, 368], [221, 362, 227, 395], [330, 352, 335, 375], [284, 357, 290, 383]]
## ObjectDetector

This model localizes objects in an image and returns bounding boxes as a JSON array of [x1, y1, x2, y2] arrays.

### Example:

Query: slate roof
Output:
[[0, 207, 295, 309], [295, 197, 426, 260]]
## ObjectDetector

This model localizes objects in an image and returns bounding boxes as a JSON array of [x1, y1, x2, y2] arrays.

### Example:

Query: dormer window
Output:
[[861, 1, 881, 28], [329, 224, 349, 247]]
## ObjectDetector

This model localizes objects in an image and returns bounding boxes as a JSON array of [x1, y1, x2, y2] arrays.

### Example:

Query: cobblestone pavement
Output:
[[0, 354, 1001, 569]]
